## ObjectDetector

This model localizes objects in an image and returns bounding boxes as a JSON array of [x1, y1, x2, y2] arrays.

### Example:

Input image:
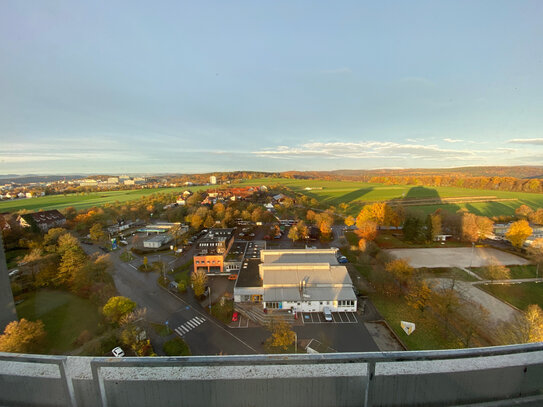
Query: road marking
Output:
[[161, 287, 258, 353], [129, 264, 137, 270]]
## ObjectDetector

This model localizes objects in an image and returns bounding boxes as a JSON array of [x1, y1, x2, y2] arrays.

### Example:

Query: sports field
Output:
[[0, 186, 208, 213], [238, 178, 543, 217]]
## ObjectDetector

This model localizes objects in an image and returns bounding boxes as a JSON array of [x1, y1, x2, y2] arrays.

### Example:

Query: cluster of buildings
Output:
[[191, 227, 357, 314], [79, 176, 146, 187], [201, 186, 261, 205]]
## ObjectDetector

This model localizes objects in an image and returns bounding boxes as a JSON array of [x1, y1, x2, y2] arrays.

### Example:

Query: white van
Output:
[[323, 307, 332, 322]]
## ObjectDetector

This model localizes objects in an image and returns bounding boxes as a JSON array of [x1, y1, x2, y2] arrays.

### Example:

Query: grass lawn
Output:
[[163, 338, 191, 356], [0, 185, 209, 213], [171, 260, 193, 286], [236, 178, 543, 217], [470, 265, 538, 280], [369, 293, 460, 350], [15, 289, 103, 354], [478, 282, 543, 310], [151, 323, 173, 337], [375, 232, 468, 249]]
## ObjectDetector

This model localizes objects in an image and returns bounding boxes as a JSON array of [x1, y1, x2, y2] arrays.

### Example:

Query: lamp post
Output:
[[294, 331, 297, 353], [469, 242, 475, 268], [208, 286, 211, 314]]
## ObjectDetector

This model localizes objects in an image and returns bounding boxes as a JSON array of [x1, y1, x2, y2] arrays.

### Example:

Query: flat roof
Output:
[[236, 258, 263, 288], [263, 286, 356, 302], [262, 264, 353, 286], [260, 249, 338, 265]]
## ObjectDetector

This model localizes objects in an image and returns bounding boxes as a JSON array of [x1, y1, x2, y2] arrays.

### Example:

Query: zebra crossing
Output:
[[174, 316, 206, 337]]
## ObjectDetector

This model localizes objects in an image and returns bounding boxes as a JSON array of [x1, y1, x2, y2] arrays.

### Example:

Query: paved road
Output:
[[83, 239, 264, 355]]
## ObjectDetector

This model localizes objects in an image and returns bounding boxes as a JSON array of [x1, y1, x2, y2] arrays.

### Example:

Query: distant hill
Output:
[[0, 175, 85, 184], [280, 166, 543, 180]]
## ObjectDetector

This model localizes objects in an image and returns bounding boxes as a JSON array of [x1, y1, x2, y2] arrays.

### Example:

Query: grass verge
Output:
[[163, 338, 191, 356], [478, 282, 543, 310]]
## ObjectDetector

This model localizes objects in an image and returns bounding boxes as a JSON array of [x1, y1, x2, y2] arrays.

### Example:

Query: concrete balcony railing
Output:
[[1, 343, 543, 407]]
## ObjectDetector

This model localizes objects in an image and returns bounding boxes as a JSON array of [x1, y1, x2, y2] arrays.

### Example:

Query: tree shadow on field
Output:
[[336, 187, 374, 205], [465, 202, 516, 218], [404, 186, 442, 201]]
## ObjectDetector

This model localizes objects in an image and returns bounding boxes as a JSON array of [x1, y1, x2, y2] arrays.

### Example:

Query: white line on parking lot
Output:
[[129, 264, 137, 270]]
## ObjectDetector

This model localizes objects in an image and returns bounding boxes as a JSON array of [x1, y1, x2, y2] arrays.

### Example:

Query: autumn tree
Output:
[[385, 259, 415, 292], [461, 213, 479, 243], [344, 216, 355, 227], [356, 221, 378, 242], [529, 208, 543, 225], [527, 238, 543, 278], [405, 281, 432, 313], [0, 319, 47, 353], [501, 304, 543, 344], [102, 296, 137, 324], [265, 320, 296, 352], [515, 204, 533, 219], [483, 263, 511, 280], [191, 269, 208, 297], [89, 223, 106, 242], [288, 225, 299, 242], [358, 238, 367, 252], [506, 220, 533, 248], [430, 212, 442, 239], [57, 245, 87, 287], [475, 216, 494, 240]]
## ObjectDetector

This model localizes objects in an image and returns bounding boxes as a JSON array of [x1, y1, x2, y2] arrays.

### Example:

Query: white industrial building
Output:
[[234, 249, 357, 313], [143, 234, 172, 249]]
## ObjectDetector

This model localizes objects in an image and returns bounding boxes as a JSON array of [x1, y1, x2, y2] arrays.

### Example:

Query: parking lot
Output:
[[300, 311, 358, 324]]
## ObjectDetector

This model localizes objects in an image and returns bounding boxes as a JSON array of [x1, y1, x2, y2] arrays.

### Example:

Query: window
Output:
[[267, 302, 280, 309]]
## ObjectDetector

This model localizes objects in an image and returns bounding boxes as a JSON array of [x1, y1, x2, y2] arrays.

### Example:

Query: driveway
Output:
[[428, 278, 520, 324]]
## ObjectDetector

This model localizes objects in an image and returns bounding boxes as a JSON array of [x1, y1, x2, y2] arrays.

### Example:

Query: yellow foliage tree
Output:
[[506, 220, 533, 248], [405, 281, 432, 313], [266, 320, 296, 352], [191, 269, 208, 297], [0, 319, 47, 353]]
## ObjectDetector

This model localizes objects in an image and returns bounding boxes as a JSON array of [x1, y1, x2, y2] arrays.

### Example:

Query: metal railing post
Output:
[[364, 361, 375, 407]]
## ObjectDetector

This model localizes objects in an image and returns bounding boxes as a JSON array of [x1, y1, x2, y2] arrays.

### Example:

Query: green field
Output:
[[15, 290, 103, 354], [0, 186, 208, 213], [238, 178, 543, 216], [478, 282, 543, 310]]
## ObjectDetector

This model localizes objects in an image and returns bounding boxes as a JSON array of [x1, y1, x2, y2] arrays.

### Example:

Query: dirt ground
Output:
[[386, 247, 529, 268]]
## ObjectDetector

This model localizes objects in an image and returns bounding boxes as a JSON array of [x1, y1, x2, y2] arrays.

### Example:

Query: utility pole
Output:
[[208, 286, 212, 314]]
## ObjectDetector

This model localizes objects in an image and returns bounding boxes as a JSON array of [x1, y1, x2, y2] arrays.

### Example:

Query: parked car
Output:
[[228, 274, 237, 281], [323, 307, 333, 322], [111, 347, 125, 357], [231, 312, 239, 322], [338, 256, 348, 264]]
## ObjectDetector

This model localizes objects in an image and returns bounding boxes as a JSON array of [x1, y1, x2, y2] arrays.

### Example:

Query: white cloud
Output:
[[508, 138, 543, 145], [443, 138, 464, 143], [253, 141, 479, 162]]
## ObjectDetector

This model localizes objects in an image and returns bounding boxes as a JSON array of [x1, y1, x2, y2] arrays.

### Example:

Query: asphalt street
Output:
[[82, 229, 378, 355]]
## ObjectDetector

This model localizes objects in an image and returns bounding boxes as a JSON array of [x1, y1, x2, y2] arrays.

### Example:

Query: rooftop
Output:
[[236, 258, 263, 288], [260, 249, 338, 265]]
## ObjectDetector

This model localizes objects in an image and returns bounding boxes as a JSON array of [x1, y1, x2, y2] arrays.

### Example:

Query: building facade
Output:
[[193, 228, 235, 274]]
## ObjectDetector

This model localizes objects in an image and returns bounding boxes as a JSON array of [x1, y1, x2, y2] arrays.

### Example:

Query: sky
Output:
[[1, 1, 543, 175]]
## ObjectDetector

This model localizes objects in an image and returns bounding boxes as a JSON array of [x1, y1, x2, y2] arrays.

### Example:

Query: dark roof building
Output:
[[18, 210, 66, 232]]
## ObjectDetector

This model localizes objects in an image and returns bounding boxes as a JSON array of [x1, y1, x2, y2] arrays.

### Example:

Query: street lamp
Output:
[[208, 286, 211, 314], [469, 242, 475, 268], [294, 331, 297, 353]]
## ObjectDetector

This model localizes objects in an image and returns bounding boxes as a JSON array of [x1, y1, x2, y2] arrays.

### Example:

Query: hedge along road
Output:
[[0, 185, 210, 213]]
